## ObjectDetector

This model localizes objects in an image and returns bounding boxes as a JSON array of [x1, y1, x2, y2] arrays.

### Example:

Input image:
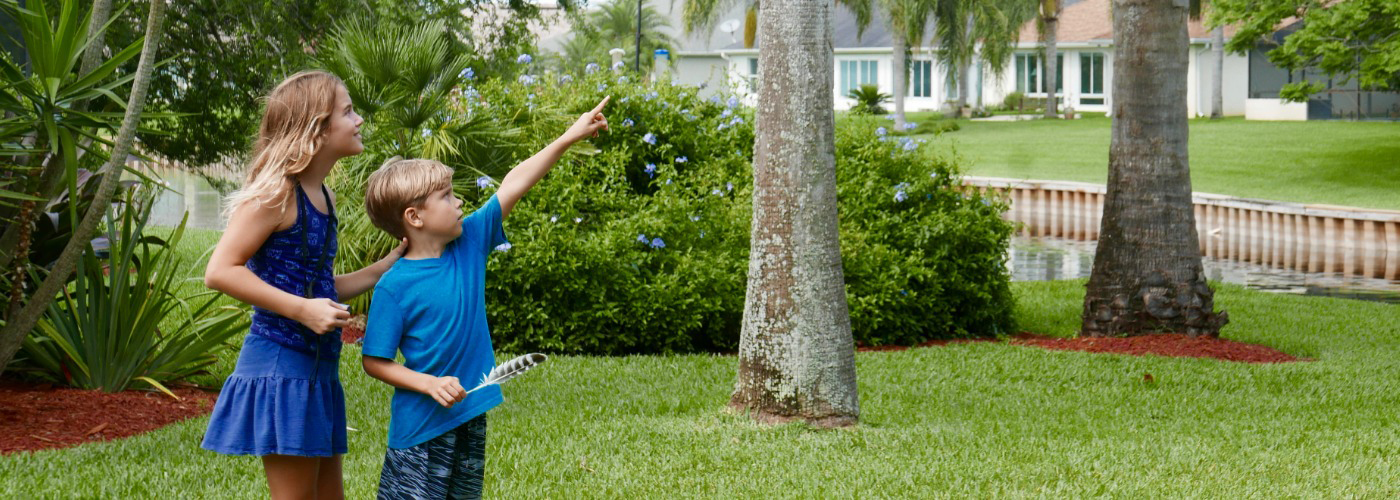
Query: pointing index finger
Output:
[[592, 96, 610, 113]]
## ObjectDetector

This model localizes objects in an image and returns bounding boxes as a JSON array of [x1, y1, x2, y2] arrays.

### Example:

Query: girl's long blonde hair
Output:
[[223, 70, 346, 217]]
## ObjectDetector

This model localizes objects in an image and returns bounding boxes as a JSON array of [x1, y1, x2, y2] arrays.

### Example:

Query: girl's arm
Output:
[[204, 199, 349, 334], [496, 97, 610, 218], [363, 356, 467, 408], [334, 237, 407, 300]]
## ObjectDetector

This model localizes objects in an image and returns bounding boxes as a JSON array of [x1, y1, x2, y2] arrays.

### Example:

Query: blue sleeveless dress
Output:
[[202, 184, 347, 457]]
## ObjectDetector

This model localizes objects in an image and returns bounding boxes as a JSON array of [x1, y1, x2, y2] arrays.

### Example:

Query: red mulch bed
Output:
[[0, 379, 217, 455], [859, 332, 1303, 364]]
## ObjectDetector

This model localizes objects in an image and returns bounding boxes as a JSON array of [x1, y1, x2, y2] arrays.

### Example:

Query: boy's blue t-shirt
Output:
[[363, 195, 508, 449]]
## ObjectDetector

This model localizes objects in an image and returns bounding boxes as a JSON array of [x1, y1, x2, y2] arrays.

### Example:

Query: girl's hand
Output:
[[380, 238, 409, 268], [296, 298, 351, 334], [561, 97, 610, 145], [425, 376, 467, 408]]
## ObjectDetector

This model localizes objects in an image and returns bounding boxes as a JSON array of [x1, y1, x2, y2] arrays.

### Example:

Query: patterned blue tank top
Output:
[[246, 183, 341, 355]]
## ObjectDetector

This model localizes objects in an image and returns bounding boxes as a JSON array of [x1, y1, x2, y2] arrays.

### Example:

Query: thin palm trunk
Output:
[[955, 13, 973, 114], [1081, 0, 1227, 338], [0, 0, 168, 374], [892, 29, 907, 130], [1210, 25, 1224, 119], [1043, 10, 1059, 117], [730, 0, 859, 427]]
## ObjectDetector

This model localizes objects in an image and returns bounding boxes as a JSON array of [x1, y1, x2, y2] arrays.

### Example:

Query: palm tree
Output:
[[730, 0, 859, 427], [0, 0, 169, 374], [1080, 0, 1227, 338], [567, 0, 677, 72], [933, 0, 1038, 116], [872, 0, 935, 131]]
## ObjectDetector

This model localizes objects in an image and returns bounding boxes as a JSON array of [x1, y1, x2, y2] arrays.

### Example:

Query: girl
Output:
[[202, 70, 405, 499]]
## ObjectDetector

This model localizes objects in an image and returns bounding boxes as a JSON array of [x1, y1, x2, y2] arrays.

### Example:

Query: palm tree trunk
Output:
[[730, 0, 859, 427], [955, 13, 973, 115], [1210, 25, 1224, 120], [0, 0, 168, 375], [892, 29, 907, 130], [1043, 7, 1059, 117], [1081, 0, 1227, 338]]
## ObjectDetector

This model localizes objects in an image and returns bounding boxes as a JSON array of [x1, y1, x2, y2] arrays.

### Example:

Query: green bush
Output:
[[342, 66, 1015, 353], [16, 185, 249, 394], [847, 84, 890, 115], [1002, 91, 1025, 110]]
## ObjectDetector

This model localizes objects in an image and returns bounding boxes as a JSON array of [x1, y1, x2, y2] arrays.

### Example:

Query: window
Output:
[[748, 57, 758, 77], [839, 60, 878, 97], [1015, 53, 1063, 94], [911, 60, 934, 97], [1080, 53, 1104, 95]]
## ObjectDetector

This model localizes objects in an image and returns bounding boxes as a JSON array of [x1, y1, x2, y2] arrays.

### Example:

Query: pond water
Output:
[[145, 168, 1400, 304]]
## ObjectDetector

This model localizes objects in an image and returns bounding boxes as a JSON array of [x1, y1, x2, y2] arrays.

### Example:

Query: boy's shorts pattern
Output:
[[378, 415, 487, 500]]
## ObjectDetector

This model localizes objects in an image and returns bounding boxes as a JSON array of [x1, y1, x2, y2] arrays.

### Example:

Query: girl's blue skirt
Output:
[[201, 334, 347, 456]]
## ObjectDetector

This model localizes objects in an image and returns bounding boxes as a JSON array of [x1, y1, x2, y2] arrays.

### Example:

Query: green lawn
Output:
[[4, 277, 1398, 497], [925, 116, 1400, 211]]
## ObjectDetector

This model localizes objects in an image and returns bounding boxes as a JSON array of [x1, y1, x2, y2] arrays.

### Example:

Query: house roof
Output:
[[1016, 0, 1240, 43], [682, 2, 939, 53]]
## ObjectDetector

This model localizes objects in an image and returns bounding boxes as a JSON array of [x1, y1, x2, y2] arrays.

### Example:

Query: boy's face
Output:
[[406, 187, 464, 242]]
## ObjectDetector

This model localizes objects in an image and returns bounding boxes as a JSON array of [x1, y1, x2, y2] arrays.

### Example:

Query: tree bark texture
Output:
[[892, 28, 907, 130], [955, 13, 973, 114], [1043, 3, 1059, 117], [1210, 25, 1224, 120], [1081, 0, 1227, 338], [730, 0, 859, 427]]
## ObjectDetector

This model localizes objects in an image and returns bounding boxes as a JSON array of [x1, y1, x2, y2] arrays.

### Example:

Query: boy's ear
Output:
[[403, 206, 423, 229]]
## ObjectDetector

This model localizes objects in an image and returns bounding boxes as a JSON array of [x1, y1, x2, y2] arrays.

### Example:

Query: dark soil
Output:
[[0, 379, 217, 455], [859, 332, 1303, 363]]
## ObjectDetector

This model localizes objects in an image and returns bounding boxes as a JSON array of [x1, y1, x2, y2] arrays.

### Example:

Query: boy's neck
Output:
[[402, 233, 450, 260]]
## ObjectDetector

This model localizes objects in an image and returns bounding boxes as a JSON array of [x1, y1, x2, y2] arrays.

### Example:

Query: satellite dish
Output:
[[718, 19, 741, 42]]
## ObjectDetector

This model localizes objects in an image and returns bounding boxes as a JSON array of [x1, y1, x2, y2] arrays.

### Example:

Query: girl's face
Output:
[[321, 85, 364, 159]]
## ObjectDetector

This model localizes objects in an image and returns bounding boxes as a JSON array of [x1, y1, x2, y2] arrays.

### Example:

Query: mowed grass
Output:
[[923, 116, 1400, 211], [3, 273, 1398, 497]]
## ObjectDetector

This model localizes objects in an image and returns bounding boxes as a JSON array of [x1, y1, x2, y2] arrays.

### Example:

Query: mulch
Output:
[[858, 332, 1303, 363], [3, 329, 1299, 455], [0, 379, 217, 455]]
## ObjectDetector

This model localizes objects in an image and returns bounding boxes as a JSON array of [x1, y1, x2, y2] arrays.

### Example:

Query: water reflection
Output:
[[1010, 236, 1400, 304]]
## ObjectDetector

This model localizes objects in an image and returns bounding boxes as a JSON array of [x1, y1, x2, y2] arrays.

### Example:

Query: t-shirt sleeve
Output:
[[460, 194, 509, 256], [361, 286, 405, 359]]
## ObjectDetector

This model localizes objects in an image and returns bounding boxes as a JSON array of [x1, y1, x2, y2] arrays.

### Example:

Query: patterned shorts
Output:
[[378, 415, 487, 500]]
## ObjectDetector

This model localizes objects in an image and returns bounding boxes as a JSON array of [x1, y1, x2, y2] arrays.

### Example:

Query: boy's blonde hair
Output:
[[224, 70, 346, 217], [365, 157, 455, 238]]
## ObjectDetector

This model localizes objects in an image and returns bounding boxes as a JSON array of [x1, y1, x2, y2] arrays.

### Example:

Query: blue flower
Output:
[[676, 156, 688, 163], [717, 123, 727, 131], [494, 242, 512, 252], [900, 137, 918, 151], [699, 230, 706, 238], [574, 217, 583, 223], [721, 108, 733, 118], [618, 76, 630, 84], [597, 83, 607, 92], [517, 53, 533, 64], [637, 234, 648, 243], [644, 91, 658, 101], [726, 96, 740, 108], [585, 62, 600, 74], [476, 176, 493, 188], [642, 133, 657, 145], [711, 188, 722, 195], [550, 214, 559, 222], [650, 237, 666, 249], [709, 96, 721, 104], [527, 93, 536, 100], [622, 118, 634, 127], [981, 198, 992, 206], [730, 116, 744, 125], [876, 127, 887, 136], [900, 289, 908, 296], [518, 74, 536, 85], [689, 215, 700, 221], [904, 122, 918, 130], [726, 182, 734, 192], [462, 86, 479, 101], [894, 190, 908, 202], [665, 178, 673, 185], [460, 67, 475, 80], [612, 61, 625, 70], [559, 75, 573, 84], [925, 193, 932, 199], [895, 182, 910, 190], [644, 163, 657, 178]]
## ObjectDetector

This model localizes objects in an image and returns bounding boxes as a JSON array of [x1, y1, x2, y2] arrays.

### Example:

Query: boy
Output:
[[361, 98, 608, 499]]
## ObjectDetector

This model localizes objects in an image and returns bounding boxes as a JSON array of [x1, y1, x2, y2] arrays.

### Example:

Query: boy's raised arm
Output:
[[496, 97, 610, 218]]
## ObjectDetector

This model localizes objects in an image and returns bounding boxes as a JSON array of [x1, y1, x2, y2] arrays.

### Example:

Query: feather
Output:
[[464, 353, 548, 395]]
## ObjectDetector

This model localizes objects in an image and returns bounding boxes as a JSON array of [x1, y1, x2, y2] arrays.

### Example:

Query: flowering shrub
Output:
[[347, 60, 1014, 354]]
